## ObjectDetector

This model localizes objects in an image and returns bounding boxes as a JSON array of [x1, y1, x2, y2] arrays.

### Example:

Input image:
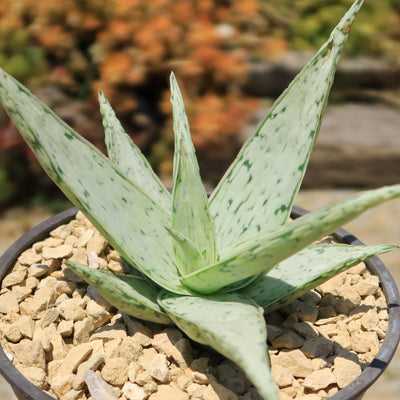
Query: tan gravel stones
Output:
[[0, 214, 390, 400]]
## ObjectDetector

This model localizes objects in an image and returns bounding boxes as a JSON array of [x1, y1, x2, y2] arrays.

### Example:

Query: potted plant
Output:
[[0, 0, 399, 399]]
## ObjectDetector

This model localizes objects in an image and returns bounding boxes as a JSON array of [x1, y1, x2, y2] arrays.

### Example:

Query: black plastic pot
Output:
[[0, 206, 399, 400]]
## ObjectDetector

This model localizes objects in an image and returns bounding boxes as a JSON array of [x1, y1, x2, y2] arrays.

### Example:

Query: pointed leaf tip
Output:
[[170, 74, 217, 269], [99, 90, 171, 210]]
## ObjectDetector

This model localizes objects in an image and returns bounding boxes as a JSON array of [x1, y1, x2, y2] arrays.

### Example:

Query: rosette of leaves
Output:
[[0, 1, 399, 399]]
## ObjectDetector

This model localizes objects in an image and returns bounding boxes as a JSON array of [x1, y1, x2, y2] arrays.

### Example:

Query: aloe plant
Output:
[[0, 1, 398, 399]]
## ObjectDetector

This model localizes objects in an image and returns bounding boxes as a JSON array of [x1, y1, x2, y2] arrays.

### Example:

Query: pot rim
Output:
[[0, 206, 399, 400]]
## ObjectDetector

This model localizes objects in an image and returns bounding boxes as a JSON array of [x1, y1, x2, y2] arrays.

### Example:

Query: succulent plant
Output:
[[0, 1, 399, 399]]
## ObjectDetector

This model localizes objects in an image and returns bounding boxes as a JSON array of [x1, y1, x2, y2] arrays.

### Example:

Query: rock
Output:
[[271, 364, 293, 388], [318, 306, 337, 320], [50, 373, 75, 397], [148, 353, 171, 383], [311, 358, 328, 371], [177, 374, 193, 391], [76, 228, 95, 248], [303, 368, 336, 391], [152, 332, 192, 369], [171, 338, 193, 370], [18, 249, 42, 265], [271, 331, 304, 349], [139, 347, 158, 370], [191, 370, 210, 385], [0, 291, 19, 313], [55, 280, 77, 295], [317, 323, 337, 338], [281, 300, 318, 323], [28, 285, 57, 315], [316, 275, 345, 296], [350, 331, 380, 355], [18, 366, 47, 389], [61, 389, 84, 400], [135, 370, 153, 386], [354, 276, 380, 297], [90, 323, 127, 341], [293, 322, 319, 339], [8, 338, 46, 369], [108, 261, 124, 274], [40, 308, 60, 328], [122, 381, 147, 400], [50, 224, 72, 240], [16, 315, 35, 339], [64, 235, 79, 247], [87, 232, 108, 255], [62, 343, 93, 373], [360, 309, 380, 331], [68, 247, 88, 266], [266, 325, 282, 342], [104, 338, 123, 360], [28, 264, 51, 278], [301, 337, 334, 359], [332, 324, 352, 351], [47, 359, 63, 386], [84, 370, 119, 400], [74, 317, 95, 344], [122, 315, 153, 346], [275, 349, 314, 378], [42, 244, 73, 260], [149, 383, 189, 400], [12, 285, 32, 302], [118, 337, 143, 364], [3, 324, 22, 342], [2, 268, 27, 288], [202, 381, 237, 400], [333, 350, 362, 389], [57, 319, 74, 337], [127, 362, 139, 382], [86, 299, 112, 328], [58, 298, 86, 321], [73, 353, 105, 390], [102, 357, 129, 386]]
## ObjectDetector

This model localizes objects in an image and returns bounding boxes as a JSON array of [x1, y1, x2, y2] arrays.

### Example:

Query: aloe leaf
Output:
[[0, 68, 190, 295], [241, 243, 398, 313], [66, 261, 171, 324], [165, 227, 206, 275], [170, 73, 217, 267], [158, 291, 278, 400], [182, 184, 400, 293], [209, 0, 364, 252], [99, 91, 171, 210]]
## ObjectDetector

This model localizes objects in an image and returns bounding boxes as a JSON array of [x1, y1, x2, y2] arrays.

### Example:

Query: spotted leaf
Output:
[[241, 243, 398, 312], [209, 0, 364, 252], [182, 184, 400, 293], [0, 68, 189, 295], [158, 291, 278, 400]]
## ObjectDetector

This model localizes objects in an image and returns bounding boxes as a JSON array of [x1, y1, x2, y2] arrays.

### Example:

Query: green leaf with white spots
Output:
[[182, 184, 400, 293], [99, 90, 171, 211], [158, 291, 278, 400], [0, 68, 190, 295], [164, 226, 206, 275], [209, 0, 364, 252], [241, 243, 398, 313], [66, 261, 171, 324], [170, 73, 217, 268]]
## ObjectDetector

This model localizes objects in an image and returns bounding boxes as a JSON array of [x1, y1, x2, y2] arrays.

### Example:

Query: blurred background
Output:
[[1, 0, 400, 399]]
